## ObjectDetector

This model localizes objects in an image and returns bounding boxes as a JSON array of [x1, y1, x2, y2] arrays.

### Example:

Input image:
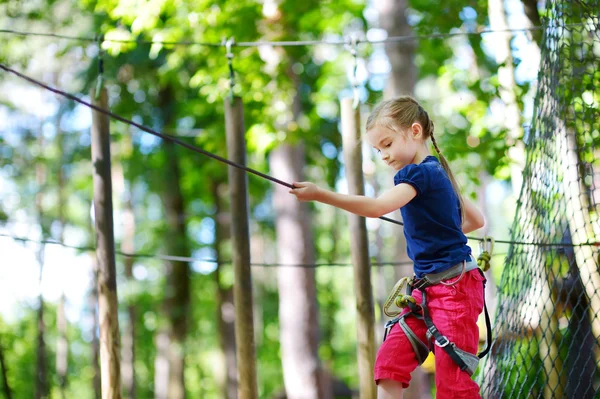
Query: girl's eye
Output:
[[376, 149, 381, 154], [385, 142, 391, 147]]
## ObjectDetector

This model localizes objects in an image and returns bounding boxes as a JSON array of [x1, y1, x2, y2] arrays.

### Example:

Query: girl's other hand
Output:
[[289, 181, 321, 202]]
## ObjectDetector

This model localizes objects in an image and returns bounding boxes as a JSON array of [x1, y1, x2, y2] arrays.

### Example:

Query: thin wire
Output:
[[0, 29, 221, 46], [0, 233, 413, 268], [0, 23, 587, 48]]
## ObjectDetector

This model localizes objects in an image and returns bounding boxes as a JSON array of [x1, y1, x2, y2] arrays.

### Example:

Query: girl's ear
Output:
[[410, 122, 424, 138]]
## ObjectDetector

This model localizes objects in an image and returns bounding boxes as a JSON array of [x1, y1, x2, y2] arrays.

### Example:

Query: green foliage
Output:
[[0, 0, 544, 396], [1, 305, 57, 398], [498, 336, 544, 397]]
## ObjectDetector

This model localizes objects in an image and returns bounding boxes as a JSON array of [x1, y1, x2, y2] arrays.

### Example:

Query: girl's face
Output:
[[367, 123, 423, 171]]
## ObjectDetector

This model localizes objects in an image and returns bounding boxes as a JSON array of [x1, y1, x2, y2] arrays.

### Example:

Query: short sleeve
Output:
[[393, 164, 430, 196]]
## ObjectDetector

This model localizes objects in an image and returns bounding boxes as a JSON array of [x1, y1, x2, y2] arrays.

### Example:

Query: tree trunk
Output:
[[89, 257, 102, 399], [375, 0, 416, 98], [488, 0, 527, 196], [154, 330, 170, 399], [56, 107, 69, 399], [122, 223, 137, 399], [224, 97, 258, 399], [162, 164, 190, 399], [159, 87, 190, 398], [112, 137, 137, 399], [535, 266, 565, 398], [36, 291, 49, 399], [558, 128, 600, 359], [340, 99, 376, 399], [270, 143, 327, 399], [35, 126, 49, 399], [520, 0, 542, 44], [91, 87, 122, 399], [0, 340, 12, 399], [564, 285, 596, 399], [211, 181, 238, 399], [56, 295, 68, 399], [560, 231, 596, 399]]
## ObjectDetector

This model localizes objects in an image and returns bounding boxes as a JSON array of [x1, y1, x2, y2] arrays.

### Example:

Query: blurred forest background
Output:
[[0, 0, 548, 397]]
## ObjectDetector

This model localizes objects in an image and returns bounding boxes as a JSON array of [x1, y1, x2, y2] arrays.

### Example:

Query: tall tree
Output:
[[375, 0, 417, 98], [488, 0, 527, 197], [55, 103, 69, 399], [270, 142, 327, 399], [156, 87, 191, 399], [89, 257, 102, 399], [0, 339, 13, 399], [520, 0, 542, 43], [56, 295, 68, 398], [91, 87, 122, 398], [112, 137, 138, 399], [211, 180, 237, 399], [35, 126, 49, 399], [258, 0, 366, 394]]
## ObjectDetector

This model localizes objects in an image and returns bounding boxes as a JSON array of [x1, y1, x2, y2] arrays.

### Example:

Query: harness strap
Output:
[[421, 289, 478, 375], [478, 269, 493, 359], [412, 258, 479, 290], [382, 267, 493, 376], [399, 315, 431, 364], [383, 310, 431, 365], [413, 267, 492, 360]]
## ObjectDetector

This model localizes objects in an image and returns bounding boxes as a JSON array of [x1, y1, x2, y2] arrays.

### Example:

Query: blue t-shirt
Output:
[[393, 155, 471, 277]]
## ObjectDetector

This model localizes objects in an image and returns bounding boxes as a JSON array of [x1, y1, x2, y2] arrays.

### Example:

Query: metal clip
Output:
[[434, 335, 450, 348], [223, 37, 236, 99], [478, 236, 495, 271], [345, 34, 360, 109], [383, 276, 413, 317], [480, 236, 494, 255]]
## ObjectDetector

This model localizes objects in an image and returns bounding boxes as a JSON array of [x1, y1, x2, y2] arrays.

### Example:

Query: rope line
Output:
[[0, 64, 292, 187], [0, 23, 587, 48], [1, 64, 599, 248]]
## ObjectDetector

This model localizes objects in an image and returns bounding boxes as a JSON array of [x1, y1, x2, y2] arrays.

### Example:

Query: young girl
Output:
[[289, 96, 486, 398]]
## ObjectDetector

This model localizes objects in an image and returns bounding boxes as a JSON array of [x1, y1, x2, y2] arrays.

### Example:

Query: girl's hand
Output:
[[289, 181, 321, 202]]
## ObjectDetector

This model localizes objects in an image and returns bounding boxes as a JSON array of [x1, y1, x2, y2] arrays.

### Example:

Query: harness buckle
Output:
[[434, 335, 450, 348]]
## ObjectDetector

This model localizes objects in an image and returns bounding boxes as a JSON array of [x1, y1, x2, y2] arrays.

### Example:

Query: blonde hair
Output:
[[366, 96, 465, 221]]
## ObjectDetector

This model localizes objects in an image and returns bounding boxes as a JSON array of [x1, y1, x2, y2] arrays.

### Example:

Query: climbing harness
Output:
[[382, 246, 494, 376]]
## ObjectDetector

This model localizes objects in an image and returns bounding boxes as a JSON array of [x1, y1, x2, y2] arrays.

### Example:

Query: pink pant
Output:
[[374, 269, 485, 398]]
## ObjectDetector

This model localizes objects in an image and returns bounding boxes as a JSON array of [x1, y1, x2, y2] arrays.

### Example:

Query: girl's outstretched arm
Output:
[[290, 181, 417, 218]]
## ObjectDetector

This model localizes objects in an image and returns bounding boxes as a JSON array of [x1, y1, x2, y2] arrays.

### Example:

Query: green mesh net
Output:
[[479, 2, 600, 398]]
